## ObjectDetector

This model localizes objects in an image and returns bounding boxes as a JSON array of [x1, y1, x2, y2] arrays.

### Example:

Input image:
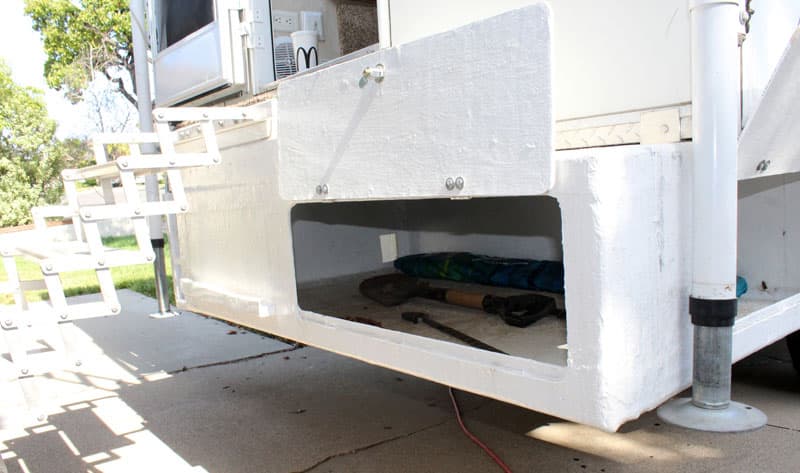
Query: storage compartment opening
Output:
[[290, 196, 568, 366], [737, 175, 800, 317]]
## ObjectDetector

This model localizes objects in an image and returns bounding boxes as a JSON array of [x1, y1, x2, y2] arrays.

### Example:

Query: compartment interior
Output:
[[737, 175, 800, 312], [290, 196, 568, 365]]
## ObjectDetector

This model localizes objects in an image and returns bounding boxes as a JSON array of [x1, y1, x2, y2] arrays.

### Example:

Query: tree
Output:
[[84, 77, 135, 134], [24, 0, 136, 106], [0, 60, 64, 227]]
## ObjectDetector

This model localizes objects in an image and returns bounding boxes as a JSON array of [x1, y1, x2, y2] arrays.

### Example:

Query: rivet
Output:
[[21, 368, 29, 375], [97, 259, 105, 266], [157, 113, 164, 119], [60, 314, 68, 320], [217, 120, 225, 127], [445, 177, 455, 190], [180, 204, 188, 211], [146, 255, 154, 261], [242, 112, 247, 118], [3, 319, 12, 327], [45, 264, 53, 271], [75, 360, 82, 367], [661, 124, 670, 134], [119, 159, 128, 168], [111, 306, 120, 314], [169, 159, 176, 165], [212, 157, 220, 163], [756, 160, 770, 172], [455, 177, 464, 190], [316, 185, 323, 195], [37, 414, 46, 422], [203, 113, 209, 119], [134, 208, 142, 215]]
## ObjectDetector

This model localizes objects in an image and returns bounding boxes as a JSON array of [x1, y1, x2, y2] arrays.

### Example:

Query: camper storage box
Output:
[[169, 2, 800, 431]]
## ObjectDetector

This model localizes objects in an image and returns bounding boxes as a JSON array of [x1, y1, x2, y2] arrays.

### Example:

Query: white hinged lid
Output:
[[277, 4, 554, 201]]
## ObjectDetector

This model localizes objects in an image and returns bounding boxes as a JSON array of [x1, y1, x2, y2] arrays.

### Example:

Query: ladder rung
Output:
[[15, 241, 151, 272], [62, 161, 119, 181], [15, 240, 93, 262], [78, 201, 188, 222], [61, 153, 220, 182]]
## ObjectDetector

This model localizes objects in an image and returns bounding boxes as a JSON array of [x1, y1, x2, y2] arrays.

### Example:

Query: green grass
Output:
[[0, 235, 173, 305], [74, 180, 98, 191]]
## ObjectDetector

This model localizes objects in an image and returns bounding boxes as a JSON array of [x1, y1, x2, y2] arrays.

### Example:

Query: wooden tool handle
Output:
[[444, 290, 487, 310]]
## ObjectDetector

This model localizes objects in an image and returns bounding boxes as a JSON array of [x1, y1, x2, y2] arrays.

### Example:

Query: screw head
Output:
[[21, 368, 29, 375], [119, 159, 128, 168], [157, 113, 165, 119], [180, 204, 188, 211], [97, 259, 105, 266], [111, 306, 120, 314], [45, 264, 53, 271], [4, 319, 12, 327], [75, 360, 82, 367], [202, 113, 209, 119], [134, 208, 142, 215], [60, 314, 68, 320], [455, 177, 464, 190], [146, 255, 154, 261], [84, 211, 92, 219], [169, 159, 176, 166], [212, 157, 220, 163], [445, 177, 455, 190], [316, 185, 323, 195]]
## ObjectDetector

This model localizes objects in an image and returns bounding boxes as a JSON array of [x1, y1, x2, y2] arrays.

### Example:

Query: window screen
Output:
[[161, 0, 215, 51]]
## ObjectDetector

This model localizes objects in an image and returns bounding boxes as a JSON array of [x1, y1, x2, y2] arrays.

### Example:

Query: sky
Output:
[[0, 0, 134, 138]]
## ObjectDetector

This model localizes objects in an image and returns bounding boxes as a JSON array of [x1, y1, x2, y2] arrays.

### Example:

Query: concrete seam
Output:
[[293, 392, 491, 473], [766, 423, 800, 433], [292, 420, 449, 473], [164, 345, 304, 375]]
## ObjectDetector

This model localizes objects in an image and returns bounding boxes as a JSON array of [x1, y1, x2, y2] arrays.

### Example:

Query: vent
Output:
[[274, 36, 297, 79]]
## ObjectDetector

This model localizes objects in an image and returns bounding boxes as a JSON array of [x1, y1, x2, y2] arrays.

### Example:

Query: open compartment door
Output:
[[739, 29, 800, 180], [277, 4, 553, 201]]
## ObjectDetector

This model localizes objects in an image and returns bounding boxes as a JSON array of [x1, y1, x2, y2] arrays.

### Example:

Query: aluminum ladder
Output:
[[0, 105, 271, 420]]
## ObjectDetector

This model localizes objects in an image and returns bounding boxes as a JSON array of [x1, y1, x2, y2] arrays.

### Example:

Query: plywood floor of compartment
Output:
[[735, 288, 800, 321], [297, 272, 568, 366]]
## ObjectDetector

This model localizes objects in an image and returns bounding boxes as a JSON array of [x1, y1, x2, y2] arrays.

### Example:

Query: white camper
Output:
[[3, 0, 800, 433]]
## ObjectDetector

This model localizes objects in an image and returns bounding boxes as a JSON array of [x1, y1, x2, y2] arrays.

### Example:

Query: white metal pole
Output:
[[658, 0, 765, 432], [376, 0, 391, 49], [130, 0, 172, 316], [691, 0, 739, 302]]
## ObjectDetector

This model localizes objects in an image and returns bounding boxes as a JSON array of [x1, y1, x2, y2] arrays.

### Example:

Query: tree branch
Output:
[[102, 69, 137, 107]]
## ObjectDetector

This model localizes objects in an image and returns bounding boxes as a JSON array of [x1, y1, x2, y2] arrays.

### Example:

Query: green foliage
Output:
[[0, 60, 63, 227], [24, 0, 135, 105]]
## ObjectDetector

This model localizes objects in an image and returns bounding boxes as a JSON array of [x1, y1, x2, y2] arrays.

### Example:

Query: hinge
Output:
[[738, 0, 754, 45], [239, 0, 268, 49]]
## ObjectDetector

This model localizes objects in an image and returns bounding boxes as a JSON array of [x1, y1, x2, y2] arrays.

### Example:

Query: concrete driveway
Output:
[[2, 290, 799, 473]]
